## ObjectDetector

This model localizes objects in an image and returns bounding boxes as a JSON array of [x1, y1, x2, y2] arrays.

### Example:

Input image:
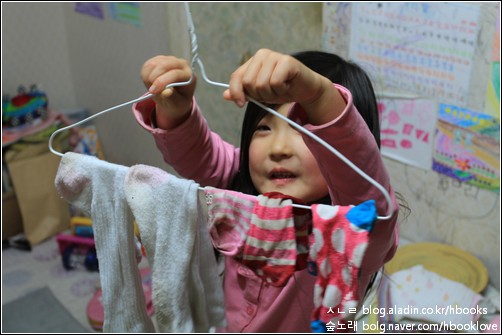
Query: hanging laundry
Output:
[[55, 152, 380, 333], [55, 152, 226, 333], [309, 200, 377, 332], [124, 164, 226, 332], [55, 152, 155, 333], [204, 187, 309, 286]]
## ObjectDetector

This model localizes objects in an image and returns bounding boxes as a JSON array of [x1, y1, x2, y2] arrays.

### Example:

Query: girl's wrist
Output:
[[155, 103, 192, 130], [301, 78, 346, 125]]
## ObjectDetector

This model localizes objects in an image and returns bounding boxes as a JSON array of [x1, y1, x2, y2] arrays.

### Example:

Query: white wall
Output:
[[2, 3, 78, 110], [2, 2, 173, 169], [60, 2, 172, 168]]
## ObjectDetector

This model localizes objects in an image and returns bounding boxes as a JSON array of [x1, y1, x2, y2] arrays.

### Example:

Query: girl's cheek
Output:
[[249, 139, 266, 166]]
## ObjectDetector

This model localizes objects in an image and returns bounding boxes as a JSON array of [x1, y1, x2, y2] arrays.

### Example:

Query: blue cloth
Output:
[[311, 319, 327, 333], [345, 199, 377, 232]]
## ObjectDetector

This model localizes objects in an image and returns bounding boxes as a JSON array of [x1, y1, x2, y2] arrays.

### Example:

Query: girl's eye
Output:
[[255, 124, 270, 132]]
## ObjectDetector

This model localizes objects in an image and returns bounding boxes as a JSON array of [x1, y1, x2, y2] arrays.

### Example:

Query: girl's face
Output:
[[248, 103, 329, 203]]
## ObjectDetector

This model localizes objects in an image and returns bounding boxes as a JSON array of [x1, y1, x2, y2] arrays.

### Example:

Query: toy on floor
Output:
[[57, 217, 143, 272], [70, 216, 94, 238], [87, 267, 154, 331], [56, 233, 98, 271]]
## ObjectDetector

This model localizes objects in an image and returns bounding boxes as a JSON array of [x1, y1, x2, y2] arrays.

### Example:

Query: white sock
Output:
[[124, 165, 225, 332], [55, 152, 155, 332], [190, 191, 226, 331]]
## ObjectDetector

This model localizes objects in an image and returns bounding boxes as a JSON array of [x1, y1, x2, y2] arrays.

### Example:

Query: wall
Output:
[[187, 2, 323, 146], [60, 3, 172, 168], [2, 3, 173, 169], [322, 2, 500, 290], [169, 3, 500, 290], [2, 2, 321, 167], [383, 3, 500, 291], [2, 3, 78, 110]]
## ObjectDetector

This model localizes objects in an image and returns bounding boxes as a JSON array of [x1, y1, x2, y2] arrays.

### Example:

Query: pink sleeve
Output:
[[288, 84, 399, 277], [132, 97, 240, 188]]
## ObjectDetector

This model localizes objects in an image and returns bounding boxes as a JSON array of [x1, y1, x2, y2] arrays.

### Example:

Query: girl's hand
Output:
[[223, 49, 345, 125], [141, 55, 196, 129]]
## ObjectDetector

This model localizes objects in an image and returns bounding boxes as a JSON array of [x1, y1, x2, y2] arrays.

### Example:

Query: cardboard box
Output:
[[5, 145, 70, 245], [2, 191, 24, 239]]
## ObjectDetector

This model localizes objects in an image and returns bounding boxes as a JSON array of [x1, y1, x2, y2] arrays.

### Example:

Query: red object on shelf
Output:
[[11, 94, 31, 107]]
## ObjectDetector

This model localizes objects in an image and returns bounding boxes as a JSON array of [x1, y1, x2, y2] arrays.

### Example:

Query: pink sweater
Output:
[[133, 84, 399, 332]]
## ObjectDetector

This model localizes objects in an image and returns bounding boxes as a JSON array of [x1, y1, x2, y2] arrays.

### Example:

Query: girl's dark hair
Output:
[[230, 51, 381, 203]]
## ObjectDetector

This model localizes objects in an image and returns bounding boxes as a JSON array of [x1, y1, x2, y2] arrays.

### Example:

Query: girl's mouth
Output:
[[268, 169, 297, 186]]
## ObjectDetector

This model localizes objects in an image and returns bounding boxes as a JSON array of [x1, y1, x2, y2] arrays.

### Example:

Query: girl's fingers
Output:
[[227, 60, 249, 107], [268, 57, 298, 99], [225, 49, 306, 106], [141, 56, 191, 94], [161, 87, 174, 97], [241, 50, 272, 101], [148, 69, 190, 94], [251, 58, 278, 102]]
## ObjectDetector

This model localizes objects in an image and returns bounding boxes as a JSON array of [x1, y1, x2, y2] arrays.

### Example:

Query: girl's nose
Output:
[[269, 131, 293, 161]]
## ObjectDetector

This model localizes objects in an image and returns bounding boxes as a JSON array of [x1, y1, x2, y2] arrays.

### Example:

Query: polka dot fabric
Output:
[[309, 200, 377, 329]]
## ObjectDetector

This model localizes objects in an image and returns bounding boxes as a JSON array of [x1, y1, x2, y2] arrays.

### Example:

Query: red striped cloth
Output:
[[205, 188, 309, 286], [242, 193, 309, 287]]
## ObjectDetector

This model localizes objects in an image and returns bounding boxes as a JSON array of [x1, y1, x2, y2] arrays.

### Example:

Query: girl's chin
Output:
[[269, 178, 296, 188], [260, 184, 304, 200]]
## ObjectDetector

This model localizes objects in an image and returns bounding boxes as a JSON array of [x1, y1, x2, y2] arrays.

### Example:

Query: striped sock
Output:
[[204, 187, 256, 257], [204, 189, 309, 286], [242, 194, 299, 287]]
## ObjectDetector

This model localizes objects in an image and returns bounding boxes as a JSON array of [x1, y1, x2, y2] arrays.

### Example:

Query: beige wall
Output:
[[2, 3, 77, 110], [187, 3, 323, 146]]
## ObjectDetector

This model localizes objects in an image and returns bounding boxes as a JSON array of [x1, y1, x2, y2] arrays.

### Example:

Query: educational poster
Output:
[[484, 9, 500, 119], [432, 103, 500, 192], [348, 3, 480, 105], [108, 3, 141, 27], [484, 62, 501, 119], [322, 2, 351, 55], [74, 3, 104, 20], [378, 97, 438, 170]]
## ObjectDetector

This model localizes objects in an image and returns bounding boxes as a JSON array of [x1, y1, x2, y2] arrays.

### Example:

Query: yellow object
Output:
[[385, 242, 488, 293], [69, 216, 140, 237], [70, 216, 92, 227], [133, 221, 140, 237]]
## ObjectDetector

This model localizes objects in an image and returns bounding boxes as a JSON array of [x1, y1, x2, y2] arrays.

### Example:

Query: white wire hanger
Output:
[[49, 2, 394, 220]]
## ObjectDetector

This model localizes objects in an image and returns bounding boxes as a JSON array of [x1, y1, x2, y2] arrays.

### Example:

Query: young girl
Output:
[[133, 49, 399, 332]]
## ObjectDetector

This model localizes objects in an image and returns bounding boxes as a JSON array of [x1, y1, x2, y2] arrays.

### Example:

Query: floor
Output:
[[2, 233, 101, 332], [3, 233, 499, 333], [2, 232, 154, 333]]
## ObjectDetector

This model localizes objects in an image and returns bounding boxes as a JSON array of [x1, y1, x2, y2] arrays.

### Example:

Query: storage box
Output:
[[2, 191, 23, 239]]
